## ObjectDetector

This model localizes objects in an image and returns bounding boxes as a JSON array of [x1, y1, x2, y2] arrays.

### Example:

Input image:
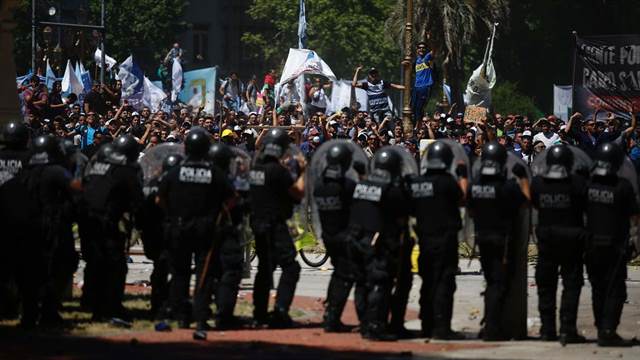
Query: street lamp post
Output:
[[402, 0, 414, 137]]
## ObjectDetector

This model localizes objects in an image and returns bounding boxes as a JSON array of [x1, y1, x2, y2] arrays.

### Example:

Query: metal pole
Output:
[[100, 0, 105, 85], [402, 0, 413, 136], [31, 0, 36, 73]]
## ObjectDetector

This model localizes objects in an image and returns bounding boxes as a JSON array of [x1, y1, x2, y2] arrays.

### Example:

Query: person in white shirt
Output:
[[532, 118, 560, 148]]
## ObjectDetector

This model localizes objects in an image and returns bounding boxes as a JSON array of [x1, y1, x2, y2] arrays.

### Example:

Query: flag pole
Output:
[[100, 0, 105, 85]]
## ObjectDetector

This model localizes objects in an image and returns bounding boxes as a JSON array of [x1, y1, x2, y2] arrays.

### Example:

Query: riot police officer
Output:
[[249, 128, 305, 328], [0, 121, 30, 319], [156, 130, 234, 338], [140, 153, 183, 318], [584, 142, 638, 347], [531, 144, 587, 344], [467, 142, 529, 341], [208, 143, 246, 329], [311, 142, 357, 332], [348, 146, 411, 341], [409, 141, 468, 339], [21, 135, 79, 327], [82, 134, 144, 321]]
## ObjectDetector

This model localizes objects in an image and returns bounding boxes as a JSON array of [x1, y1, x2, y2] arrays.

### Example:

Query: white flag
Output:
[[62, 60, 84, 95], [143, 76, 167, 112], [45, 59, 57, 89], [171, 59, 183, 102], [94, 48, 117, 70]]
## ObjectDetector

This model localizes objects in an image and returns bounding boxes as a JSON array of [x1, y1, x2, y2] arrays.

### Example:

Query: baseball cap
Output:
[[456, 112, 464, 117], [446, 117, 454, 123], [221, 129, 234, 138], [233, 125, 242, 131], [132, 111, 140, 117], [522, 130, 532, 137]]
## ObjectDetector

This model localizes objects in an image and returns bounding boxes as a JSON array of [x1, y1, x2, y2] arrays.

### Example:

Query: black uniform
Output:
[[249, 158, 302, 325], [467, 176, 527, 339], [82, 155, 143, 319], [409, 171, 463, 337], [585, 175, 638, 336], [158, 159, 233, 326], [0, 147, 30, 318], [22, 152, 75, 326], [531, 175, 587, 339], [313, 175, 356, 330]]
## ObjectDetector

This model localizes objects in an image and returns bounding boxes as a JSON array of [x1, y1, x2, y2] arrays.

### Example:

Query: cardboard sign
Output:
[[464, 105, 488, 124]]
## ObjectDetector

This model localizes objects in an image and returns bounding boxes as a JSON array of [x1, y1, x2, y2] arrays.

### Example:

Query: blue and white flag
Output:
[[171, 58, 183, 102], [298, 0, 307, 49], [117, 55, 144, 108], [143, 76, 167, 112], [62, 60, 84, 96], [80, 71, 92, 93], [45, 59, 57, 89], [94, 48, 117, 71], [443, 82, 452, 105]]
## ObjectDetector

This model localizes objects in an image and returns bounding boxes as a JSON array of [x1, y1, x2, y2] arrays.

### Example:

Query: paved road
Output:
[[74, 253, 640, 359]]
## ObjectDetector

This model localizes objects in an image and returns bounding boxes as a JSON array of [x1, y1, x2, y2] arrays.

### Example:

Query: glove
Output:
[[512, 163, 527, 179], [455, 163, 468, 178]]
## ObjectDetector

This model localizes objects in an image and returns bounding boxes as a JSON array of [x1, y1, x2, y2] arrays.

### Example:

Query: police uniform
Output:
[[584, 143, 639, 346], [410, 141, 464, 339], [0, 122, 30, 319], [312, 143, 357, 332], [82, 135, 144, 320], [467, 142, 527, 341], [157, 134, 234, 331], [530, 145, 587, 342], [22, 135, 75, 327], [249, 155, 302, 326]]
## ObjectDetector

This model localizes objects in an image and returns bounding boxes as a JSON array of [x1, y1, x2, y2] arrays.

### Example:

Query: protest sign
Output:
[[178, 67, 217, 114], [463, 105, 488, 124]]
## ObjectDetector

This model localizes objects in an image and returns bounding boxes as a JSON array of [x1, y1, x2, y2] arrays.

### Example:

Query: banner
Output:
[[171, 59, 183, 102], [178, 67, 217, 114], [553, 85, 572, 121], [573, 35, 640, 119], [327, 80, 367, 113], [116, 55, 144, 109], [278, 49, 337, 86]]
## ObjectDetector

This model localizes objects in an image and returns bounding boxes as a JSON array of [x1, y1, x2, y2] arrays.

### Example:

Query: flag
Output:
[[80, 71, 92, 93], [553, 85, 572, 121], [94, 48, 117, 71], [177, 67, 217, 114], [74, 62, 82, 82], [62, 60, 84, 95], [298, 0, 307, 49], [443, 82, 452, 105], [278, 49, 336, 87], [143, 76, 167, 112], [116, 55, 144, 108], [171, 59, 183, 102], [45, 59, 57, 89], [464, 26, 497, 108]]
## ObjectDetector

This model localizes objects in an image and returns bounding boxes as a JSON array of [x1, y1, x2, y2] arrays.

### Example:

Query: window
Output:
[[192, 24, 209, 63]]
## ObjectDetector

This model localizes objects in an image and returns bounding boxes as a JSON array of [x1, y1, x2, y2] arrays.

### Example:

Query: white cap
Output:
[[233, 125, 242, 131], [132, 111, 140, 117], [446, 117, 454, 123], [522, 130, 532, 137]]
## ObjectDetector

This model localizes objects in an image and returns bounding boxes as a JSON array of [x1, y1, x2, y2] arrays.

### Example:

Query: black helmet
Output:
[[113, 134, 140, 163], [162, 154, 184, 172], [3, 121, 29, 149], [184, 129, 211, 159], [208, 142, 234, 170], [480, 141, 507, 176], [545, 144, 573, 179], [95, 143, 115, 162], [261, 128, 291, 159], [592, 142, 623, 177], [425, 141, 453, 171], [373, 146, 402, 178], [324, 142, 353, 179], [29, 135, 65, 165]]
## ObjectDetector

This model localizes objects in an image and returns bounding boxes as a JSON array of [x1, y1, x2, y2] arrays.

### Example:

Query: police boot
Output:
[[361, 322, 397, 342], [268, 307, 294, 329], [432, 328, 466, 341], [539, 317, 558, 341], [597, 330, 634, 347]]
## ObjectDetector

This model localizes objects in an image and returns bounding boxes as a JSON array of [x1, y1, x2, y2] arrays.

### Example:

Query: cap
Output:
[[328, 120, 338, 126], [522, 130, 532, 137], [446, 117, 454, 123], [456, 112, 464, 117], [312, 136, 321, 143], [243, 129, 254, 135], [233, 125, 242, 131], [357, 133, 368, 141], [221, 129, 234, 138], [560, 124, 567, 131], [132, 111, 140, 117], [439, 113, 446, 119]]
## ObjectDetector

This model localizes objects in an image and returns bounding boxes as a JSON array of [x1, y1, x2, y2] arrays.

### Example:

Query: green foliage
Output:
[[242, 0, 401, 81], [492, 81, 543, 119]]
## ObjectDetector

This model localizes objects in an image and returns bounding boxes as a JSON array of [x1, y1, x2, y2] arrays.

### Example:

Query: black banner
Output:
[[573, 34, 640, 119]]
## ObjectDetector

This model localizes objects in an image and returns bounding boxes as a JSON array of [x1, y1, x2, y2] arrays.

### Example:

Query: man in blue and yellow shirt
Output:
[[412, 42, 435, 124]]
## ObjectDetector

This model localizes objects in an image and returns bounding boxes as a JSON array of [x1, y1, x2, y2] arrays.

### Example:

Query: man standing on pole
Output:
[[411, 41, 435, 124]]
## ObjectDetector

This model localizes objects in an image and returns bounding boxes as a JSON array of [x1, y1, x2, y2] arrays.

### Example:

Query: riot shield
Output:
[[471, 151, 532, 181], [229, 147, 252, 192], [531, 145, 593, 178], [307, 139, 369, 241], [420, 139, 471, 177], [138, 143, 185, 185]]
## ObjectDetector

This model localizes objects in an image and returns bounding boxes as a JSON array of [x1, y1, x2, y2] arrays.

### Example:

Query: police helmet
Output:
[[261, 128, 291, 159], [323, 142, 352, 179], [592, 142, 623, 177], [95, 143, 115, 162], [29, 135, 65, 165], [162, 154, 184, 172], [208, 142, 234, 170], [480, 141, 507, 176], [425, 141, 453, 171], [184, 129, 211, 159], [545, 144, 573, 179], [373, 147, 402, 178], [113, 134, 140, 163], [3, 121, 29, 150]]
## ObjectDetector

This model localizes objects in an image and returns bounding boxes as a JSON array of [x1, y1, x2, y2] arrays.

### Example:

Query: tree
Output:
[[12, 0, 188, 76], [242, 0, 401, 81]]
